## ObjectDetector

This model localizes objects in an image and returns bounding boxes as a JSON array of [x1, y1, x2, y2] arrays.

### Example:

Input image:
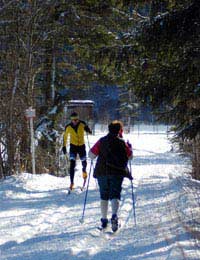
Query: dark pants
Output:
[[69, 144, 87, 184], [97, 175, 123, 200]]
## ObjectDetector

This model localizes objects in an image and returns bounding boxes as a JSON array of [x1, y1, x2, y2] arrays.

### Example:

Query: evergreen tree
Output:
[[0, 1, 136, 176], [122, 0, 200, 179]]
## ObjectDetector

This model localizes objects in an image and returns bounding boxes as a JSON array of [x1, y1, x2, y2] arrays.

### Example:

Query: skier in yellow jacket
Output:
[[62, 112, 92, 190]]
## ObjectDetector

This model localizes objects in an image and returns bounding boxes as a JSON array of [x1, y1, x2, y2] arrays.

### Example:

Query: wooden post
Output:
[[25, 107, 36, 174]]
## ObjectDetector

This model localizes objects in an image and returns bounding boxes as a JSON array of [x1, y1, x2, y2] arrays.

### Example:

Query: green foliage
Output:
[[131, 0, 200, 130], [2, 0, 199, 176], [0, 0, 135, 175]]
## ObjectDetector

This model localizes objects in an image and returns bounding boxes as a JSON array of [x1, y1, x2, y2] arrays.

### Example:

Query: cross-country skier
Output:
[[62, 112, 92, 190], [89, 120, 133, 232]]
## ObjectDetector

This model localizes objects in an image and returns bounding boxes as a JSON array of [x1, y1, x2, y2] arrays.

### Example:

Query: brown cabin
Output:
[[63, 100, 95, 131]]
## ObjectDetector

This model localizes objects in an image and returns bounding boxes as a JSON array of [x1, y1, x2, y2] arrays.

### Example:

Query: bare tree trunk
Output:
[[192, 136, 200, 180], [0, 145, 6, 179], [51, 40, 56, 102]]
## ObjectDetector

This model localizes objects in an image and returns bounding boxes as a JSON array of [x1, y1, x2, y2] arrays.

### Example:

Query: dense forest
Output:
[[0, 0, 199, 180]]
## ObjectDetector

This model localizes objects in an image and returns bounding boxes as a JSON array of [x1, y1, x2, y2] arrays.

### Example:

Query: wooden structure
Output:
[[63, 100, 95, 130]]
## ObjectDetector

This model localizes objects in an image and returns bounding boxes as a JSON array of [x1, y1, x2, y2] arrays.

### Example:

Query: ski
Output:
[[89, 227, 109, 238], [67, 186, 84, 195], [67, 188, 73, 195], [89, 223, 121, 239]]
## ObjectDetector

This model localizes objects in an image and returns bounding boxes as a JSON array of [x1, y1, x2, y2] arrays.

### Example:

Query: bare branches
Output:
[[0, 0, 18, 14]]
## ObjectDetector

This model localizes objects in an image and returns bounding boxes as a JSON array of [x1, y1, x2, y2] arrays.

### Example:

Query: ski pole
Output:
[[86, 132, 91, 149], [129, 160, 136, 226], [79, 160, 93, 223]]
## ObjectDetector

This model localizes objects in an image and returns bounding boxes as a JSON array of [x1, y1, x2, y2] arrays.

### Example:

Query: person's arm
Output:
[[88, 140, 101, 159], [62, 127, 69, 154], [80, 120, 92, 134], [84, 124, 92, 134], [126, 141, 133, 159]]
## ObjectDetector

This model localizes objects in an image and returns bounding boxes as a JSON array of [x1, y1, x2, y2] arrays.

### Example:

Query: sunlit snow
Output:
[[0, 124, 199, 260]]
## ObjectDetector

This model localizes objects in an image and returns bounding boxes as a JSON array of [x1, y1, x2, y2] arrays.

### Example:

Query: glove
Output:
[[127, 141, 132, 148], [129, 174, 133, 181], [124, 167, 133, 180], [62, 146, 66, 155]]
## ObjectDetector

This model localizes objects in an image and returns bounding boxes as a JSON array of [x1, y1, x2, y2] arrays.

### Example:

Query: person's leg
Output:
[[100, 200, 108, 219], [69, 160, 75, 186], [111, 199, 120, 216], [109, 175, 123, 201], [100, 200, 108, 228], [69, 145, 77, 188], [97, 175, 110, 201], [79, 144, 87, 178], [109, 176, 123, 232], [97, 176, 109, 228], [82, 160, 87, 176]]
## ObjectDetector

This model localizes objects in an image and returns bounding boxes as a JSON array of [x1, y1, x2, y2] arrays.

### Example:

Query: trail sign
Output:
[[25, 107, 36, 174], [25, 107, 36, 119]]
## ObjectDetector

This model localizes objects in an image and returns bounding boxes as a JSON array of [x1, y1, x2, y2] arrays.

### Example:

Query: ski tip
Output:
[[97, 226, 104, 231]]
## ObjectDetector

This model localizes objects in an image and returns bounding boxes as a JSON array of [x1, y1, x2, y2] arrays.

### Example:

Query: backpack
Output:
[[105, 136, 129, 174]]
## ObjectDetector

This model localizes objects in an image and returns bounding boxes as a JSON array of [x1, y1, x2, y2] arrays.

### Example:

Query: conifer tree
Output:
[[123, 0, 200, 179], [0, 1, 137, 175]]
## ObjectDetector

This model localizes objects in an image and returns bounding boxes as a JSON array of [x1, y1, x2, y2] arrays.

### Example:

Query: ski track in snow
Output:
[[0, 124, 200, 260]]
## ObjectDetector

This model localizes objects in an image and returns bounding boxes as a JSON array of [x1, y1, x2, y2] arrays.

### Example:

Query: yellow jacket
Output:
[[63, 120, 91, 146]]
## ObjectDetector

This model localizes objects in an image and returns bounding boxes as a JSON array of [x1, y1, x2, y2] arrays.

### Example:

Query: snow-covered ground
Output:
[[0, 124, 200, 260]]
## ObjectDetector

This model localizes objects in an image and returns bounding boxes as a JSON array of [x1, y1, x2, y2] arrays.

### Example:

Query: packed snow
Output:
[[0, 124, 200, 260]]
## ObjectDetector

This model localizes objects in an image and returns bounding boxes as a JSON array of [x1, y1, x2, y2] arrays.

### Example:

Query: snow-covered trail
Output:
[[0, 125, 200, 260]]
